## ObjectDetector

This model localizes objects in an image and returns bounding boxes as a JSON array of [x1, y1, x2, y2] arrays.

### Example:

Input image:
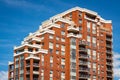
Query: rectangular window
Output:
[[56, 50, 59, 54], [61, 58, 65, 65], [56, 36, 59, 41], [50, 56, 53, 63], [61, 51, 65, 55], [87, 22, 91, 32], [87, 49, 91, 58], [61, 45, 65, 51], [49, 42, 53, 49], [49, 35, 54, 39], [61, 23, 65, 28], [87, 35, 91, 42], [79, 19, 82, 24], [56, 44, 59, 48], [61, 38, 65, 42], [61, 31, 65, 36], [93, 50, 96, 60], [92, 37, 96, 43]]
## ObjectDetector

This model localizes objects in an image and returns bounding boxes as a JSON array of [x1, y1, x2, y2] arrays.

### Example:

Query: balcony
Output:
[[106, 38, 112, 42], [67, 26, 79, 33], [54, 17, 74, 25], [79, 40, 88, 46], [107, 62, 113, 66], [33, 78, 39, 80], [107, 74, 113, 78], [67, 33, 81, 38], [79, 55, 88, 59], [106, 44, 112, 49], [106, 50, 112, 54], [33, 63, 39, 67], [79, 48, 87, 52], [107, 68, 113, 72], [79, 75, 88, 79], [26, 71, 30, 75], [106, 56, 112, 60], [84, 15, 97, 22], [79, 62, 88, 66], [79, 68, 88, 73]]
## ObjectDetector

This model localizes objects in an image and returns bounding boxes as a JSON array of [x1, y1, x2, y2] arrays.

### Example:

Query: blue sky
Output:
[[0, 0, 120, 80]]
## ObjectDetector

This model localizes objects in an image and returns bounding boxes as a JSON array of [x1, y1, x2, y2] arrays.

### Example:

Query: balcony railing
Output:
[[79, 41, 88, 46], [79, 75, 88, 79], [79, 68, 88, 72], [79, 55, 88, 59], [107, 62, 112, 66], [33, 63, 39, 67], [107, 74, 113, 78], [106, 56, 112, 60], [106, 38, 112, 42], [106, 50, 112, 54], [79, 48, 87, 52], [79, 62, 88, 65], [107, 68, 113, 72], [106, 44, 112, 48], [67, 26, 79, 32]]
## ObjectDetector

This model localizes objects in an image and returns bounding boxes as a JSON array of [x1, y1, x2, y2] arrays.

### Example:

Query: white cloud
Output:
[[0, 71, 8, 80], [113, 52, 120, 78]]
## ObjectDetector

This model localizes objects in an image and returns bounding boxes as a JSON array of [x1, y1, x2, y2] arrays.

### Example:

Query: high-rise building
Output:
[[8, 7, 113, 80]]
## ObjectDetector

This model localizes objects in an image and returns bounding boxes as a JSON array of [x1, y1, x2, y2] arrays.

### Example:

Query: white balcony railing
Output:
[[67, 26, 79, 32]]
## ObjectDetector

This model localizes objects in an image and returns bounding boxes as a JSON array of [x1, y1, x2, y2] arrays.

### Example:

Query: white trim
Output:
[[53, 18, 75, 25], [25, 55, 40, 60], [34, 49, 48, 54], [8, 61, 14, 65], [67, 33, 81, 38], [14, 50, 34, 57], [36, 29, 55, 36], [67, 26, 79, 32], [14, 43, 41, 50]]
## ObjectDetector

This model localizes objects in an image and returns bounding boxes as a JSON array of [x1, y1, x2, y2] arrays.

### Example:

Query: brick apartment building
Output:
[[8, 7, 113, 80]]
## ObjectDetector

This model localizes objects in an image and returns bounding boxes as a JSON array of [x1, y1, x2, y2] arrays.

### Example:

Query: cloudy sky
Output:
[[0, 0, 120, 80]]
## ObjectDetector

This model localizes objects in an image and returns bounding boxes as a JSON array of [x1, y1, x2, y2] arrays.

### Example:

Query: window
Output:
[[56, 50, 59, 54], [92, 50, 96, 60], [92, 37, 96, 43], [50, 70, 53, 77], [71, 49, 76, 59], [92, 23, 96, 34], [61, 31, 65, 35], [49, 42, 53, 49], [61, 72, 65, 79], [61, 45, 65, 51], [61, 38, 65, 42], [87, 21, 91, 32], [61, 23, 65, 28], [79, 19, 82, 24], [93, 63, 96, 68], [41, 55, 44, 66], [56, 36, 59, 41], [61, 58, 65, 65], [49, 35, 54, 39], [50, 56, 53, 63], [56, 44, 59, 48], [61, 51, 65, 55], [87, 49, 91, 58], [69, 13, 72, 18], [87, 35, 91, 42]]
